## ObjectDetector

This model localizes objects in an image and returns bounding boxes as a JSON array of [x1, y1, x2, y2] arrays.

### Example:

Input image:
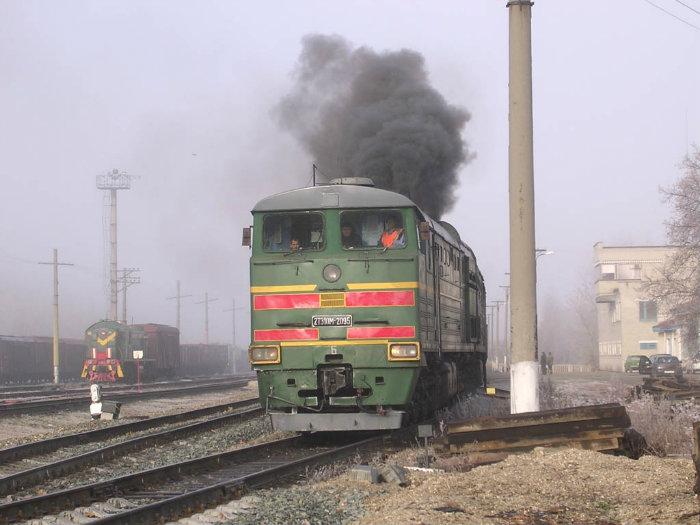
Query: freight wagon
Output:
[[0, 335, 85, 384], [244, 177, 487, 432], [180, 343, 229, 376], [0, 332, 234, 384]]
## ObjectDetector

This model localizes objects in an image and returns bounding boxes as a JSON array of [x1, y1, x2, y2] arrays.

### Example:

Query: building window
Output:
[[640, 341, 657, 351], [600, 264, 616, 280], [599, 342, 622, 356], [639, 301, 657, 322]]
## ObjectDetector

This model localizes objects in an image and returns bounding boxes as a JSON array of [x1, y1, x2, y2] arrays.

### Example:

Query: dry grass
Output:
[[625, 394, 700, 456], [539, 375, 627, 409], [438, 393, 510, 425], [540, 378, 699, 456]]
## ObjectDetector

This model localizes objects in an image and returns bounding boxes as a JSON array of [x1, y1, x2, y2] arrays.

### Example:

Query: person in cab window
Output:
[[379, 217, 405, 248], [341, 222, 362, 249], [289, 238, 300, 252]]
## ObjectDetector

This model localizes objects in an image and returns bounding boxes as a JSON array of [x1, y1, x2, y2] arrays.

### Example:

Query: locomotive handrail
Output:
[[253, 260, 314, 265], [347, 257, 414, 262]]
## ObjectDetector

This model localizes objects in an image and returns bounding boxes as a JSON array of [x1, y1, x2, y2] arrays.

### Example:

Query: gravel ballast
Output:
[[0, 381, 258, 445], [0, 415, 282, 504], [233, 487, 368, 525]]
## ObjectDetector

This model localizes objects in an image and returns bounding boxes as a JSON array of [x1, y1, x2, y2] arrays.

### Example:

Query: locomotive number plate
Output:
[[312, 314, 352, 327]]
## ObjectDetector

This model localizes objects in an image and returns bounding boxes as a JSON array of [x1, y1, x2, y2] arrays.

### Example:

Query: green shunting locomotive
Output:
[[245, 177, 487, 431]]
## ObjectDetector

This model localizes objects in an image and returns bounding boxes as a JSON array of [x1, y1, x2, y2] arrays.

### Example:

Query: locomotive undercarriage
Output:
[[407, 351, 486, 423], [267, 351, 485, 431]]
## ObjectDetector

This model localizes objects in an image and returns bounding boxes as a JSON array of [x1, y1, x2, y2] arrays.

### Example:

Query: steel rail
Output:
[[95, 436, 384, 524], [0, 435, 383, 524], [0, 378, 253, 415], [0, 375, 255, 400], [0, 397, 259, 464], [0, 404, 263, 496]]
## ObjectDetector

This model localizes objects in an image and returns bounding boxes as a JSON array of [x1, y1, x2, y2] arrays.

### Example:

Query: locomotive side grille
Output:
[[320, 292, 345, 308]]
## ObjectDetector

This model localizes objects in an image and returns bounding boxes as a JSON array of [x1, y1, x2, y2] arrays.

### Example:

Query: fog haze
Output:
[[1, 1, 698, 347]]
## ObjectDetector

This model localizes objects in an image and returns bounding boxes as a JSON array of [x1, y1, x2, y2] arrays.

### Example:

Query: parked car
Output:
[[689, 353, 700, 374], [624, 355, 651, 373], [638, 356, 653, 375], [648, 354, 683, 379]]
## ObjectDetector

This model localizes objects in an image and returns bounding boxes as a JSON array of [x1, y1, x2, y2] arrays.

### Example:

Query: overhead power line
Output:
[[642, 0, 700, 30], [673, 0, 700, 16]]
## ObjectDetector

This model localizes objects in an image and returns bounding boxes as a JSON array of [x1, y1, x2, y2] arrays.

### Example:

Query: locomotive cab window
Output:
[[340, 210, 406, 249], [262, 212, 325, 252]]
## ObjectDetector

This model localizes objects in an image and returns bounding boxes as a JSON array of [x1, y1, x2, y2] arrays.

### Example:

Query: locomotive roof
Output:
[[85, 319, 125, 331], [252, 183, 416, 212], [252, 181, 480, 274], [132, 323, 180, 334]]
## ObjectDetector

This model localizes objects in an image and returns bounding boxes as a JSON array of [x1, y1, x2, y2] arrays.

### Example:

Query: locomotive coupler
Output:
[[320, 366, 349, 397]]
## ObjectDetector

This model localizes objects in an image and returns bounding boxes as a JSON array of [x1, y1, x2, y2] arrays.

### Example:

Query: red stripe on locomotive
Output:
[[254, 294, 320, 310], [347, 326, 416, 339], [254, 328, 319, 341], [345, 290, 414, 307]]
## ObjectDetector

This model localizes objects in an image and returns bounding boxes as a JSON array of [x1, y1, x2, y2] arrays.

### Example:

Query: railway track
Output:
[[0, 374, 255, 401], [0, 434, 383, 524], [0, 398, 263, 496], [0, 377, 254, 415]]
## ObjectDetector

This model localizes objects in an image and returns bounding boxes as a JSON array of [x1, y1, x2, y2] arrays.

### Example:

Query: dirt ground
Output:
[[321, 446, 697, 524], [336, 372, 698, 524], [0, 381, 258, 447]]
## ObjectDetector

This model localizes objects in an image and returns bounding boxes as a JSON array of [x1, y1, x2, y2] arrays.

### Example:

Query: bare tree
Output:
[[644, 148, 700, 356], [567, 273, 598, 367], [539, 267, 598, 367]]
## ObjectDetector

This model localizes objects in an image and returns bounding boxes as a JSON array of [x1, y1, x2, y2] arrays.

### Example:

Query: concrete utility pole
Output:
[[489, 301, 505, 364], [507, 0, 539, 413], [118, 268, 141, 324], [97, 169, 135, 321], [486, 305, 495, 358], [500, 284, 511, 362], [167, 280, 193, 333], [486, 306, 496, 371], [223, 298, 246, 374], [196, 292, 218, 344], [38, 249, 74, 384]]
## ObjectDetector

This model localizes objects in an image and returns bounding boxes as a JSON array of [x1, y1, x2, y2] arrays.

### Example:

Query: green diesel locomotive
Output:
[[245, 178, 487, 431], [82, 320, 180, 383]]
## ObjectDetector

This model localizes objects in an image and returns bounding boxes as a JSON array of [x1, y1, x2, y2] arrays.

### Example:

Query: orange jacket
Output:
[[381, 228, 404, 248]]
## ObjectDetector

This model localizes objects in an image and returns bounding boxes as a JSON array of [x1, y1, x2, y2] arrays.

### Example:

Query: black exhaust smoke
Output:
[[276, 34, 472, 219]]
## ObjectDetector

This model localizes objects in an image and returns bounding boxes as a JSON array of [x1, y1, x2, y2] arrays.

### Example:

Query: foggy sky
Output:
[[0, 1, 698, 346]]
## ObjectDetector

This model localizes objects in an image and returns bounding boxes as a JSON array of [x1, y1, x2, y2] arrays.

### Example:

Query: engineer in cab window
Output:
[[341, 222, 362, 248], [379, 216, 405, 248]]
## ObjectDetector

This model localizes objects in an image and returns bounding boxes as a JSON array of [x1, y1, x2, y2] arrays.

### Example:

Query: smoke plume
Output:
[[276, 34, 472, 218]]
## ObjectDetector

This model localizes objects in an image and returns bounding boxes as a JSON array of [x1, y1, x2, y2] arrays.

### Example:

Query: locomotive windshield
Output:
[[262, 212, 325, 252], [340, 210, 405, 249]]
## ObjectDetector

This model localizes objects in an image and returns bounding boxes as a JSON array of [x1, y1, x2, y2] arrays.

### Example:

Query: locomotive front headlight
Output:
[[322, 264, 341, 283], [388, 343, 420, 361], [249, 345, 280, 364]]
